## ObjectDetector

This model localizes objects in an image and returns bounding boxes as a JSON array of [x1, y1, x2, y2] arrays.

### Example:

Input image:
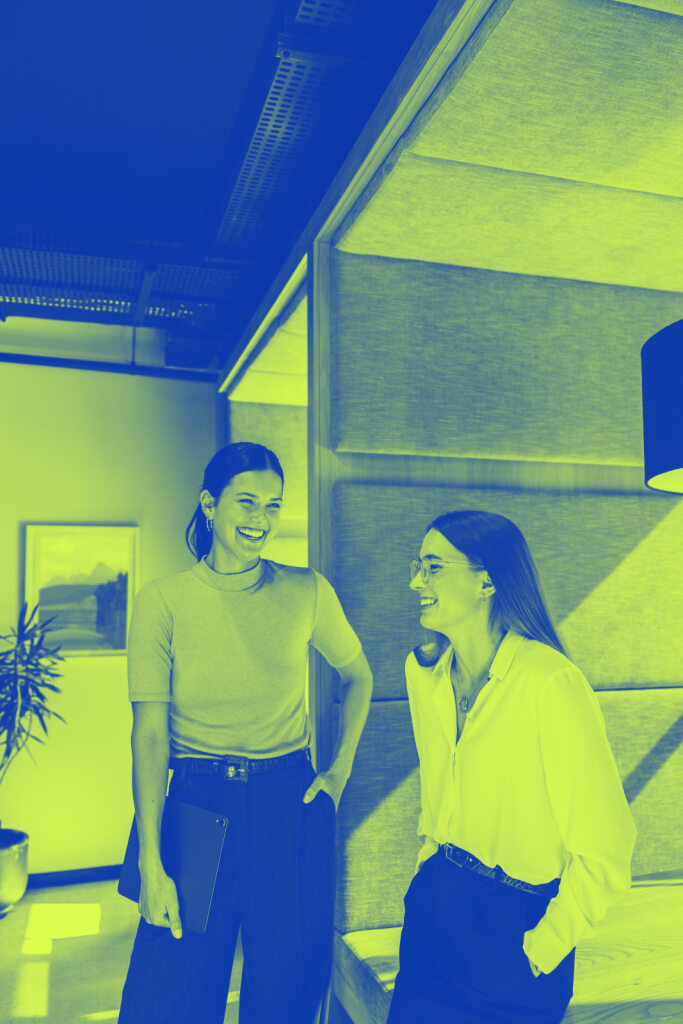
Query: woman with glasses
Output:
[[387, 510, 636, 1024], [118, 442, 373, 1024]]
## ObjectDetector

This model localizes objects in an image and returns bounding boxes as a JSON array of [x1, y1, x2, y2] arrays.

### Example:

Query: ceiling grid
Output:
[[0, 0, 470, 368]]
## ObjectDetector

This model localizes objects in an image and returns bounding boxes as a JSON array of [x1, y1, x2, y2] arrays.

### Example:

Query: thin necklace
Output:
[[454, 634, 505, 713], [204, 555, 261, 576]]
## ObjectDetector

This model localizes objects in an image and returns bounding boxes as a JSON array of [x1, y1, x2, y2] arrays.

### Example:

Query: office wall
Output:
[[0, 361, 218, 873]]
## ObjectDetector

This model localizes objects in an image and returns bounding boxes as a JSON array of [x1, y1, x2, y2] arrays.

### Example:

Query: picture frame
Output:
[[24, 524, 139, 656]]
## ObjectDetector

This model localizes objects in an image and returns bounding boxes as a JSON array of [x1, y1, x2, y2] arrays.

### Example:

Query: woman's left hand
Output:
[[303, 767, 347, 811]]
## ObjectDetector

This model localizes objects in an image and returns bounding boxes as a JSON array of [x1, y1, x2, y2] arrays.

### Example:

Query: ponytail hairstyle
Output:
[[419, 509, 566, 664], [185, 442, 284, 561]]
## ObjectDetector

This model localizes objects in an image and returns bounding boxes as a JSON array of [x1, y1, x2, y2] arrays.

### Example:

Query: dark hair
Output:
[[419, 509, 566, 662], [185, 442, 284, 561]]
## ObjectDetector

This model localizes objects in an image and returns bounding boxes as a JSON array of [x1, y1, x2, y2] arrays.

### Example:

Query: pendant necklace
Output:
[[459, 674, 489, 713], [456, 635, 505, 713]]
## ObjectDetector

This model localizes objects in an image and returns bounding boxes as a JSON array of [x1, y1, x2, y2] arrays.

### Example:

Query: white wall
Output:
[[0, 361, 219, 873]]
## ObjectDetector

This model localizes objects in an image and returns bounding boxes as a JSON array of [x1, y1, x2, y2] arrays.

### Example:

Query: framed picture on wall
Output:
[[24, 524, 139, 656]]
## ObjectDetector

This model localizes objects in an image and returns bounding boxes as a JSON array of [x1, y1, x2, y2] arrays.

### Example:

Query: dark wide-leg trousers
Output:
[[387, 850, 575, 1024], [118, 754, 335, 1024]]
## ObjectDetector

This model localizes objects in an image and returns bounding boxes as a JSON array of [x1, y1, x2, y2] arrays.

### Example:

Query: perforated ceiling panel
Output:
[[296, 0, 360, 28], [295, 0, 386, 32], [142, 298, 231, 334], [154, 263, 246, 300], [0, 283, 132, 317], [0, 248, 141, 291], [216, 58, 336, 244], [0, 245, 250, 338]]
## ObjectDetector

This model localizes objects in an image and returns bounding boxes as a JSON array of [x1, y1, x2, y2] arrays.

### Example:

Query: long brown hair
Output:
[[420, 509, 566, 662]]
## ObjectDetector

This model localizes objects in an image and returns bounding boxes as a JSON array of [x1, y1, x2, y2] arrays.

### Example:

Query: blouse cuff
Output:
[[523, 920, 573, 975], [415, 836, 439, 874]]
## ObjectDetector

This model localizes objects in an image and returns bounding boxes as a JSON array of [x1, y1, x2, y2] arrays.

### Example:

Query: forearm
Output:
[[131, 730, 170, 871], [329, 666, 372, 781]]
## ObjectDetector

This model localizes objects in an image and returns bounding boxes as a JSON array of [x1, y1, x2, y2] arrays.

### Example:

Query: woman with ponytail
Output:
[[118, 442, 372, 1024], [388, 510, 635, 1024]]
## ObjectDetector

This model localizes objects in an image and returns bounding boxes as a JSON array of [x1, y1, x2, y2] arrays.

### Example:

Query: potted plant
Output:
[[0, 603, 65, 916]]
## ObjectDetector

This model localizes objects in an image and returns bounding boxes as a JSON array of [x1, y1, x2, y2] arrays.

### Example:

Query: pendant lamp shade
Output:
[[641, 319, 683, 493]]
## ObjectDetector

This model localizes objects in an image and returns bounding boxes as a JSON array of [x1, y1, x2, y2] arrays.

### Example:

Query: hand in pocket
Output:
[[302, 770, 343, 811]]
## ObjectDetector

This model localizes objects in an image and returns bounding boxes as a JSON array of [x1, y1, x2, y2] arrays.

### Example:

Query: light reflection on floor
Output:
[[12, 961, 50, 1017], [0, 879, 241, 1022]]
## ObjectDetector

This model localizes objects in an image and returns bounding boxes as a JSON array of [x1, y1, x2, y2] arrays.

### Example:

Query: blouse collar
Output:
[[438, 630, 525, 683]]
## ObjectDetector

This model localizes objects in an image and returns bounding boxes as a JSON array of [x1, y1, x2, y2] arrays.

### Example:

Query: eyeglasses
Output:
[[409, 557, 472, 584]]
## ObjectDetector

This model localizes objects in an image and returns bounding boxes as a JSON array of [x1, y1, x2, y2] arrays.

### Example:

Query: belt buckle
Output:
[[222, 756, 249, 783], [444, 844, 460, 866]]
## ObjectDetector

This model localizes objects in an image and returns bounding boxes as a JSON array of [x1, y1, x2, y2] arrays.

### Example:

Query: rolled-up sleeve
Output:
[[309, 570, 362, 670], [127, 581, 173, 702], [524, 667, 637, 973]]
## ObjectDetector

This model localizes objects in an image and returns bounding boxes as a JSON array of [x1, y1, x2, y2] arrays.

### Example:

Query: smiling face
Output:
[[410, 528, 491, 633], [200, 468, 283, 569]]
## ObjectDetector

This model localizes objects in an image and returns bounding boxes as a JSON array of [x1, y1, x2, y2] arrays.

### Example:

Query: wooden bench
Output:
[[332, 878, 683, 1024]]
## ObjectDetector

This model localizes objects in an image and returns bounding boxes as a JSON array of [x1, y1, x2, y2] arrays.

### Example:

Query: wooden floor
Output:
[[0, 877, 680, 1022]]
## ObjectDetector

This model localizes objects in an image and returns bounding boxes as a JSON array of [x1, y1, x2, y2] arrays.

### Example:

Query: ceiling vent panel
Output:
[[0, 248, 141, 291], [154, 263, 246, 300], [295, 0, 385, 33], [0, 282, 132, 317], [143, 299, 235, 334], [215, 57, 337, 245], [296, 0, 356, 29]]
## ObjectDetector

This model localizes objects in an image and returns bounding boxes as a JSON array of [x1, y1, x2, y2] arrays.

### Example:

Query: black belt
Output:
[[439, 843, 559, 896], [172, 747, 311, 784]]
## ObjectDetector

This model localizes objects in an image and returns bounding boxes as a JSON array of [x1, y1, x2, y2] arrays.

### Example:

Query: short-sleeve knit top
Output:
[[127, 556, 362, 759]]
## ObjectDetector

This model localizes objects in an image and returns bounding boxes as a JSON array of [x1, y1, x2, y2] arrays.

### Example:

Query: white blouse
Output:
[[405, 631, 637, 974]]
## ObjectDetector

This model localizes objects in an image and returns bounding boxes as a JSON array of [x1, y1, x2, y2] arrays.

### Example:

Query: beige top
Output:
[[127, 557, 362, 759]]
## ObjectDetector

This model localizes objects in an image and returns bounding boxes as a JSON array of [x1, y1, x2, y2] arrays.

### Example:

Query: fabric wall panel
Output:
[[333, 481, 683, 696], [329, 251, 683, 462], [598, 689, 683, 877], [335, 700, 421, 933], [409, 0, 683, 197], [337, 155, 683, 291]]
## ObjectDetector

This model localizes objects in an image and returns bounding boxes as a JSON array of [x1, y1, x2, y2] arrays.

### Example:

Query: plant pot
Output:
[[0, 829, 29, 917]]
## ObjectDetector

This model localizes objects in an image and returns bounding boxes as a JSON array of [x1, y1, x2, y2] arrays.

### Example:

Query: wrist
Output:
[[328, 753, 353, 784], [138, 848, 163, 874]]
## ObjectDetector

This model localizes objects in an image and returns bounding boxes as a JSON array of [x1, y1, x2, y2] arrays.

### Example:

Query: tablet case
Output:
[[117, 798, 229, 934]]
